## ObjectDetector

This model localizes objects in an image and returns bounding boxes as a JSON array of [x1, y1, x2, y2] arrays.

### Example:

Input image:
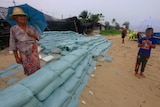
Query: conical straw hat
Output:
[[9, 7, 29, 19]]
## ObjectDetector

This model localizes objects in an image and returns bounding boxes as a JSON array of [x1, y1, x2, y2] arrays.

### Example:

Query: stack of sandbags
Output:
[[0, 31, 112, 107]]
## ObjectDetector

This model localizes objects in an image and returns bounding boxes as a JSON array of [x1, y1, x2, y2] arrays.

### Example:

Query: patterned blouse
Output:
[[9, 25, 40, 54]]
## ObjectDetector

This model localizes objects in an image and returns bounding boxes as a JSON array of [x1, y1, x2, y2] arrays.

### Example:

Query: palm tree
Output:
[[79, 10, 89, 23]]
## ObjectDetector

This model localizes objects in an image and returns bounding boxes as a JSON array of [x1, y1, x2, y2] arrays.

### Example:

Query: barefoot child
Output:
[[135, 28, 156, 78]]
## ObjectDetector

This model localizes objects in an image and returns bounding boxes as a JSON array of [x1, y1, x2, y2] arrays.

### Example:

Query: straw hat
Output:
[[9, 7, 29, 19]]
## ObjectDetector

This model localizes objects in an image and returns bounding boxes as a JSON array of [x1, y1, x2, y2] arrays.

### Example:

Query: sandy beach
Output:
[[0, 35, 160, 107], [78, 35, 160, 107]]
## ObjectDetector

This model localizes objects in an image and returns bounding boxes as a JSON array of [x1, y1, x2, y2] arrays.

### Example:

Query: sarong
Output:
[[20, 43, 40, 75]]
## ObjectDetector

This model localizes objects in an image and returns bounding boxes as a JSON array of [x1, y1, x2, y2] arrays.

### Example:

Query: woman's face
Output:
[[14, 15, 27, 24]]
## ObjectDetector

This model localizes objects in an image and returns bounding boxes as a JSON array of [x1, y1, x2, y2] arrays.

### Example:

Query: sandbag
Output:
[[23, 97, 42, 107], [106, 56, 113, 62], [36, 77, 64, 101], [51, 48, 62, 54], [0, 84, 33, 107], [60, 68, 75, 82], [7, 78, 19, 85], [0, 68, 23, 78], [75, 83, 86, 97], [47, 60, 71, 75], [79, 56, 89, 70], [87, 66, 94, 74], [43, 87, 71, 107], [61, 55, 78, 64], [62, 76, 81, 95], [100, 48, 109, 57], [84, 63, 90, 73], [67, 95, 79, 107], [61, 51, 70, 56], [80, 71, 87, 83], [70, 49, 88, 57], [72, 55, 86, 69], [82, 75, 89, 85], [0, 70, 5, 74], [74, 65, 85, 79], [19, 67, 57, 94], [88, 58, 97, 67], [5, 63, 21, 71]]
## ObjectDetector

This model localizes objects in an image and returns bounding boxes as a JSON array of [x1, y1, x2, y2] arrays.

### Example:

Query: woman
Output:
[[9, 7, 40, 75]]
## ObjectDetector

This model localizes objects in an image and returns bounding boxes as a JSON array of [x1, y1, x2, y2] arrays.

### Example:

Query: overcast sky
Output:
[[1, 0, 160, 25]]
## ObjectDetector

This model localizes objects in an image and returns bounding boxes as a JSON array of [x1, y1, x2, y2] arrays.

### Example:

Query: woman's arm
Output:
[[13, 50, 22, 64], [27, 31, 39, 40]]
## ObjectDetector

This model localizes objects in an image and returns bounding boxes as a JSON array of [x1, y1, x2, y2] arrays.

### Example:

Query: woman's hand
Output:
[[27, 31, 34, 37], [13, 50, 22, 64], [16, 57, 22, 64], [27, 31, 37, 40]]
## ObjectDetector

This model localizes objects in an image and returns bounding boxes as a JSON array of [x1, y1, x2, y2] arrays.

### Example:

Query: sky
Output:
[[1, 0, 160, 26]]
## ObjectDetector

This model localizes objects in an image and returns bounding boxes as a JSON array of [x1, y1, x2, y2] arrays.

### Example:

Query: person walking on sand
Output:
[[9, 7, 40, 75], [121, 27, 127, 43], [135, 28, 156, 78]]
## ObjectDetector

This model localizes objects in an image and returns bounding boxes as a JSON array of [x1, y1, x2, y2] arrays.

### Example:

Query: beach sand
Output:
[[0, 35, 160, 107], [78, 35, 160, 107]]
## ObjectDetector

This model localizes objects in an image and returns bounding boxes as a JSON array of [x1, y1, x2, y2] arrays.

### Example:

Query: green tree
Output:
[[79, 11, 104, 23], [123, 21, 130, 29], [89, 13, 104, 22], [79, 10, 90, 23]]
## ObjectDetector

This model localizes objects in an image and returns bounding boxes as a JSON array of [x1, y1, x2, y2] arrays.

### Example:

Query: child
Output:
[[135, 28, 156, 78], [121, 27, 127, 43]]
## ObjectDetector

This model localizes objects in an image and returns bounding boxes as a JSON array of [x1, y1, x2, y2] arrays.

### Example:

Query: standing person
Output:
[[135, 28, 156, 78], [121, 27, 127, 43], [136, 32, 141, 40], [9, 7, 41, 75]]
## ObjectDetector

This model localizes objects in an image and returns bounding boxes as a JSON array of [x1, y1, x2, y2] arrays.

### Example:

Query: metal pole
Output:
[[13, 0, 16, 6]]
